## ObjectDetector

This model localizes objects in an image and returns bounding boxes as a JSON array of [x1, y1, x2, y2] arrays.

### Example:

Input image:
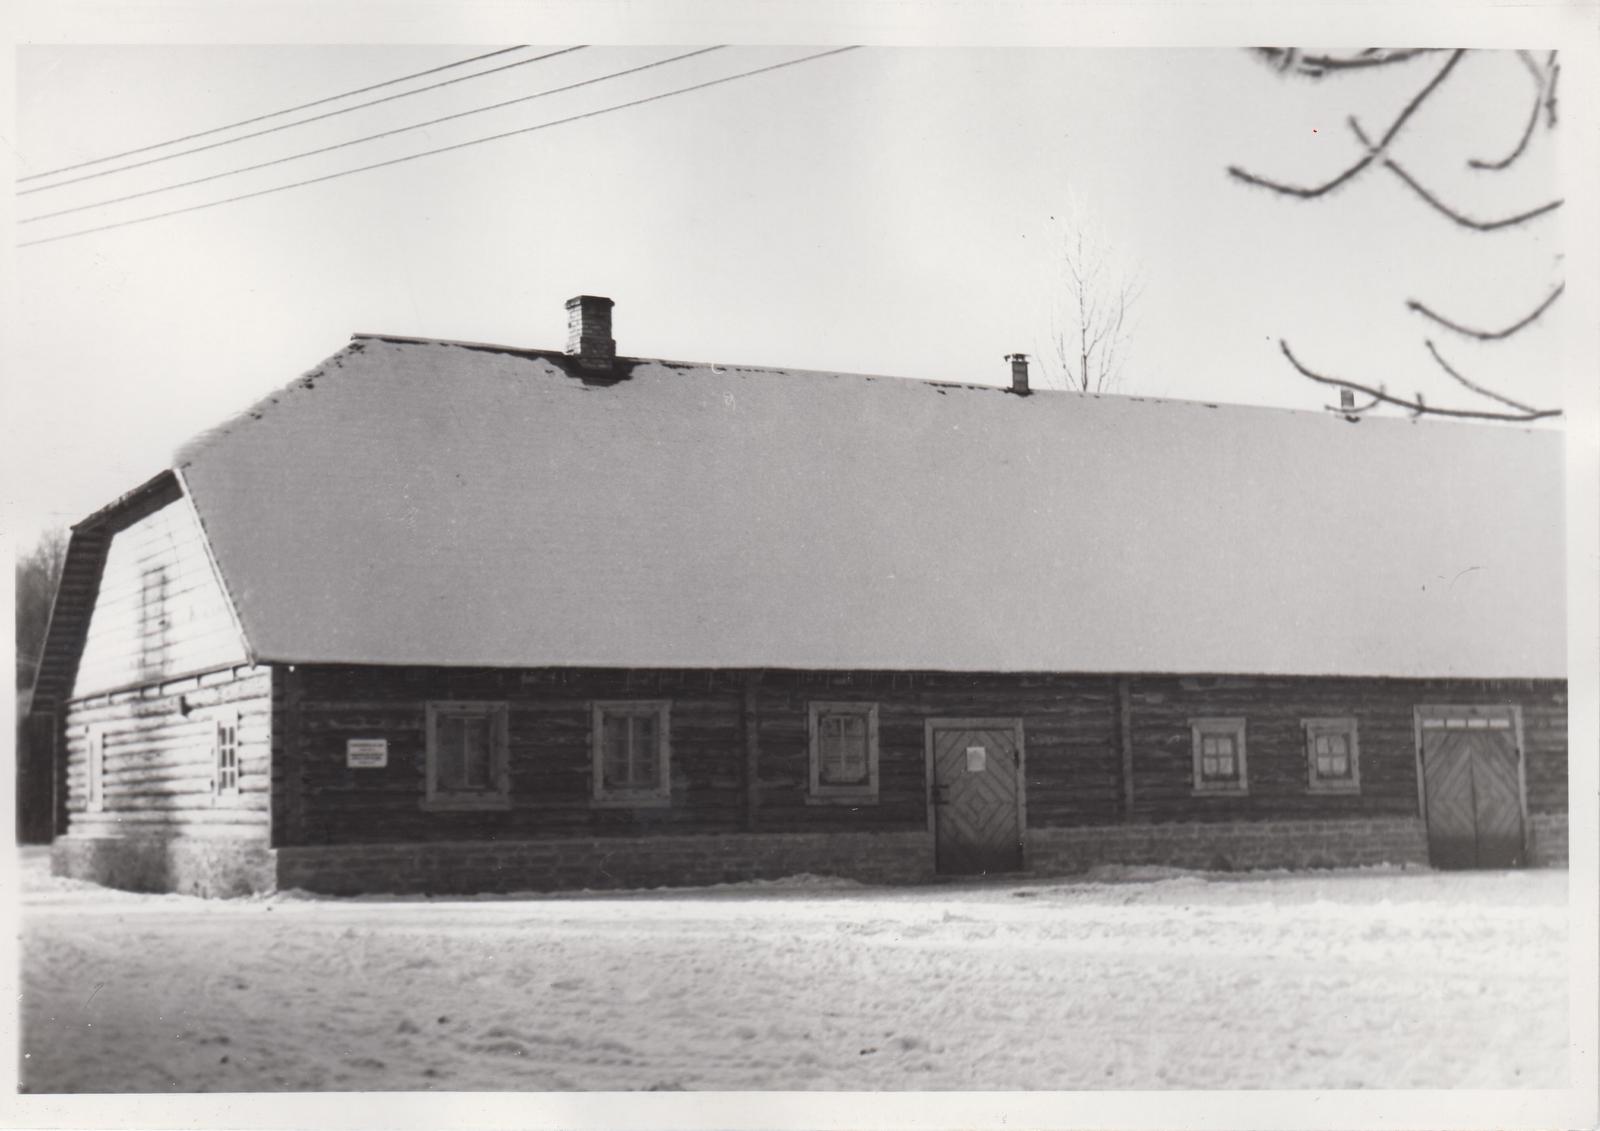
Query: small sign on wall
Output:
[[966, 745, 987, 772], [347, 738, 389, 768]]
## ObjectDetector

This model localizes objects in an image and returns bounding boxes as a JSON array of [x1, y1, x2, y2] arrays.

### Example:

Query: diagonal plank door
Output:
[[1418, 708, 1525, 869], [1468, 727, 1525, 868], [1421, 731, 1482, 870], [931, 722, 1022, 876]]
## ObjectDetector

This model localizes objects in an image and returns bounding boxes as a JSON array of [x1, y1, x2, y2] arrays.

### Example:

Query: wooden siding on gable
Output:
[[73, 492, 246, 698], [63, 665, 273, 840]]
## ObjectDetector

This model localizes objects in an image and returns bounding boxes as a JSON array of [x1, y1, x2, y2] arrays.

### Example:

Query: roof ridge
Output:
[[345, 332, 1559, 430]]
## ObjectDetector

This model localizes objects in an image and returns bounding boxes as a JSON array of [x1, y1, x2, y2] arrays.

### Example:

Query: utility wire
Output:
[[22, 47, 724, 225], [20, 46, 586, 195], [19, 47, 859, 249], [19, 46, 533, 184]]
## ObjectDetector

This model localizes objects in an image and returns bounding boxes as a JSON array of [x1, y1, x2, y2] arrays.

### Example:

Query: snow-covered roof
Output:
[[168, 334, 1564, 678]]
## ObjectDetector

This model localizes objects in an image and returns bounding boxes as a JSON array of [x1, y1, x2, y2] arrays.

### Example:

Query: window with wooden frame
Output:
[[807, 701, 879, 803], [1190, 717, 1248, 795], [86, 728, 106, 813], [213, 709, 241, 800], [592, 700, 671, 807], [424, 701, 511, 809], [1303, 717, 1361, 793]]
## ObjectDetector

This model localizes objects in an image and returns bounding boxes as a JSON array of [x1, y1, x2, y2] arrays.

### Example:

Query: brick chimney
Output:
[[565, 295, 615, 371], [1340, 388, 1355, 411], [1005, 353, 1030, 395]]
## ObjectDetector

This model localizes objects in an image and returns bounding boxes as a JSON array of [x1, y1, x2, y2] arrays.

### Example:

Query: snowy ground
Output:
[[16, 849, 1568, 1092]]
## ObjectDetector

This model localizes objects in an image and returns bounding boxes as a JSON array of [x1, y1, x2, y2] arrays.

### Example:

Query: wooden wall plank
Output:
[[62, 664, 272, 838]]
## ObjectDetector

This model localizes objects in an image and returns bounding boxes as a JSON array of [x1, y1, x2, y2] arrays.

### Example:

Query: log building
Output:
[[28, 296, 1567, 896]]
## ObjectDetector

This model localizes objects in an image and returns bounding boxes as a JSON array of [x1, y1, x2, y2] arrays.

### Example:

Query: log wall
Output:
[[1126, 676, 1567, 823], [60, 664, 273, 841], [282, 666, 1564, 848]]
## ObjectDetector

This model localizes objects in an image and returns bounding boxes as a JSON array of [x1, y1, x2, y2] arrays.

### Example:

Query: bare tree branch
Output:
[[1251, 48, 1440, 79], [1227, 50, 1465, 198], [1544, 51, 1559, 127], [1348, 117, 1563, 231], [1278, 340, 1562, 422], [1423, 340, 1541, 413], [1237, 49, 1564, 421], [1407, 283, 1564, 341], [1467, 52, 1546, 171]]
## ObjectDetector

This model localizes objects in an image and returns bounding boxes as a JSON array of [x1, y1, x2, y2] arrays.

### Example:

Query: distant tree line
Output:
[[16, 529, 68, 695]]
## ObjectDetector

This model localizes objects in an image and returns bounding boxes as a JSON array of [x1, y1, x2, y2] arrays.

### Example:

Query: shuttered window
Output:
[[1303, 717, 1361, 793], [424, 701, 511, 809], [592, 701, 671, 806], [213, 710, 241, 798], [438, 713, 493, 791], [1190, 717, 1248, 794], [808, 702, 879, 802]]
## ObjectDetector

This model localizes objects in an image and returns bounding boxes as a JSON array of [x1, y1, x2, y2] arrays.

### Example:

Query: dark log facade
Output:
[[222, 663, 1567, 893]]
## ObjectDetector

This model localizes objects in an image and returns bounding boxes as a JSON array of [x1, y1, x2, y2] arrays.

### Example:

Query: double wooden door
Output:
[[1416, 706, 1526, 869], [927, 719, 1025, 876]]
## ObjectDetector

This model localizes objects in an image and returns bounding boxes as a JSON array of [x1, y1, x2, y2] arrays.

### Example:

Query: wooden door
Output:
[[927, 719, 1025, 876], [1416, 707, 1526, 869]]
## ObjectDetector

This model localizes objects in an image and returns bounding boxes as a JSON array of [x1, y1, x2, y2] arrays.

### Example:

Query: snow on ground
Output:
[[16, 849, 1568, 1092]]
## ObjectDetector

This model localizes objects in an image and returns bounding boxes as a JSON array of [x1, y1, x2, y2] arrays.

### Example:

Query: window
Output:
[[424, 701, 510, 809], [213, 709, 241, 799], [86, 728, 105, 813], [1190, 717, 1248, 794], [808, 701, 879, 802], [1303, 717, 1361, 793], [592, 700, 671, 806]]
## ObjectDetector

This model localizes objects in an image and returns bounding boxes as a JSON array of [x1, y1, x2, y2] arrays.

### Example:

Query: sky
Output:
[[1, 10, 1594, 555]]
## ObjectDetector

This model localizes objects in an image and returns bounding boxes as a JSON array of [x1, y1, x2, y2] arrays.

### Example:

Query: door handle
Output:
[[933, 786, 951, 806]]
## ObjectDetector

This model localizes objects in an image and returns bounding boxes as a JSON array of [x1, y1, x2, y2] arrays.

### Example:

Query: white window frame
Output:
[[1303, 717, 1361, 794], [591, 700, 672, 808], [86, 727, 106, 813], [1190, 717, 1248, 795], [213, 708, 241, 801], [423, 700, 511, 811], [807, 701, 880, 804]]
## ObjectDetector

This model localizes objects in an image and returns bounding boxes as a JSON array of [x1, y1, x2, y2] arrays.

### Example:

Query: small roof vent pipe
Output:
[[1005, 353, 1030, 396]]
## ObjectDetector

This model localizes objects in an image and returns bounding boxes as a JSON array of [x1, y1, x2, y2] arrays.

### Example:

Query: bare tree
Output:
[[1043, 213, 1143, 393], [1229, 48, 1563, 422], [16, 529, 68, 693]]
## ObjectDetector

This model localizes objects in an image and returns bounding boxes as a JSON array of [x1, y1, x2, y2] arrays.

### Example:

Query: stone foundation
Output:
[[277, 830, 937, 896], [1527, 811, 1567, 867], [52, 834, 276, 897], [1026, 816, 1431, 874], [51, 812, 1568, 899]]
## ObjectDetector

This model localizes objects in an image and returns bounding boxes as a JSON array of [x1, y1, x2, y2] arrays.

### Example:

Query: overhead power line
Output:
[[22, 47, 725, 226], [19, 46, 533, 184], [20, 46, 587, 195], [19, 47, 860, 249]]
